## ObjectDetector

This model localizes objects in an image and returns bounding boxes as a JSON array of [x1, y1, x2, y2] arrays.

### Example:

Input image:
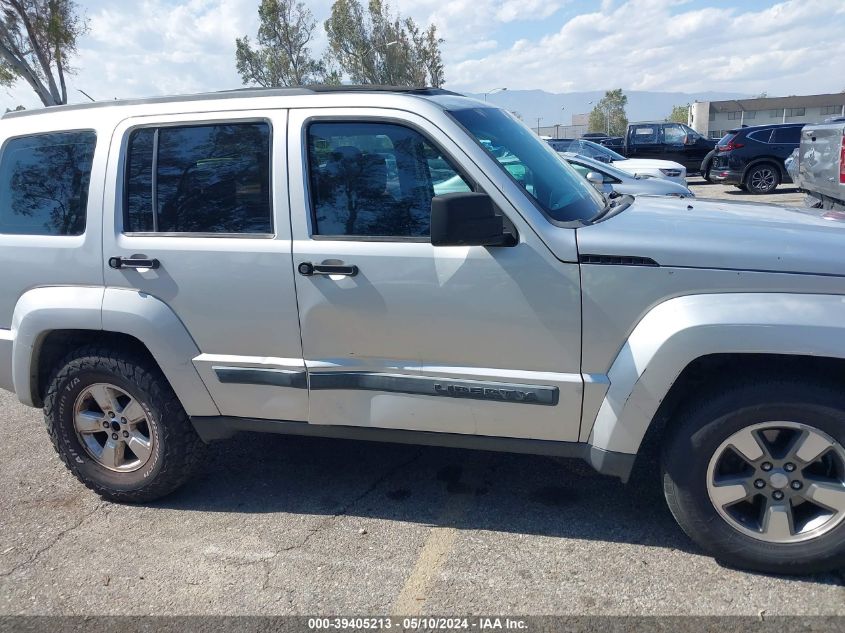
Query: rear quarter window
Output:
[[771, 127, 802, 145], [747, 130, 773, 143], [0, 131, 96, 236]]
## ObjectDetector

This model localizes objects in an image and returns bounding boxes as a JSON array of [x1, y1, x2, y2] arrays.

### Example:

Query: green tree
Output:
[[667, 104, 688, 123], [236, 0, 327, 87], [324, 0, 444, 87], [0, 0, 87, 106], [588, 89, 628, 136]]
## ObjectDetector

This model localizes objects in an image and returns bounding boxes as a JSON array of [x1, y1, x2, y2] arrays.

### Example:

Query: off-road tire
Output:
[[662, 379, 845, 574], [43, 345, 205, 503]]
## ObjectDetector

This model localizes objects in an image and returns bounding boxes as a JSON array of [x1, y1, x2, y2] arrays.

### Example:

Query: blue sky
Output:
[[3, 0, 844, 110]]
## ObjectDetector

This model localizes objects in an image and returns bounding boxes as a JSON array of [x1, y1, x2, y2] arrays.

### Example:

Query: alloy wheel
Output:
[[73, 383, 156, 472], [749, 168, 776, 193], [706, 421, 845, 543]]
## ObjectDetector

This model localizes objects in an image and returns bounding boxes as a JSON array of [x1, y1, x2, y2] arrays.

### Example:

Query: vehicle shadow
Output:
[[157, 432, 677, 544], [151, 432, 841, 586], [725, 187, 801, 196]]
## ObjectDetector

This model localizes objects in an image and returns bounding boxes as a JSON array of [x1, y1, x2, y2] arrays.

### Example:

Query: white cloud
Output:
[[2, 0, 843, 111], [448, 0, 845, 94]]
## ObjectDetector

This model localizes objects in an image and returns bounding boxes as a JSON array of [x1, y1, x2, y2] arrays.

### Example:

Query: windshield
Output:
[[448, 108, 604, 223]]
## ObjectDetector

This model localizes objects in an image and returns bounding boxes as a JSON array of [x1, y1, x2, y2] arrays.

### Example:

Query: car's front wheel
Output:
[[745, 164, 780, 194], [662, 380, 845, 574], [43, 345, 205, 503]]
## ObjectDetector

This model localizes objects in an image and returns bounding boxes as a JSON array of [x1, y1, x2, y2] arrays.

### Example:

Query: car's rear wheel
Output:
[[745, 164, 780, 194], [43, 345, 205, 502], [662, 380, 845, 574]]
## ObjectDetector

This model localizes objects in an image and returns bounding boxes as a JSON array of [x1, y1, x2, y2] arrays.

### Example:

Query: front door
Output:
[[102, 110, 307, 423], [288, 108, 583, 442]]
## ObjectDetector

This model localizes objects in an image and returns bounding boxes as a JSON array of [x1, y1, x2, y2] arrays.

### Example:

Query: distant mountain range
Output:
[[461, 89, 751, 126]]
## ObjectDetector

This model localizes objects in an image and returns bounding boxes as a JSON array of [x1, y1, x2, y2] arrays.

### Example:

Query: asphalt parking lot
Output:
[[1, 384, 843, 617], [688, 175, 805, 206]]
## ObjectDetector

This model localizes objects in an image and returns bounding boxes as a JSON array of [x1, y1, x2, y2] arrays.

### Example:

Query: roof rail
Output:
[[2, 85, 461, 119]]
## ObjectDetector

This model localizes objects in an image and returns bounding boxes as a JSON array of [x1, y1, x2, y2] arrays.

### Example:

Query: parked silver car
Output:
[[559, 152, 694, 198], [1, 88, 844, 575]]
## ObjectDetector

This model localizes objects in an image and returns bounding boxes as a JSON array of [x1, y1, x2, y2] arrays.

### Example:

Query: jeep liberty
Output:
[[1, 87, 844, 574]]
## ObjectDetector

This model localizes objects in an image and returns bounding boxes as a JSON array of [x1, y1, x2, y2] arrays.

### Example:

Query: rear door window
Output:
[[125, 122, 272, 234], [663, 124, 686, 144], [0, 131, 96, 236], [630, 126, 658, 145]]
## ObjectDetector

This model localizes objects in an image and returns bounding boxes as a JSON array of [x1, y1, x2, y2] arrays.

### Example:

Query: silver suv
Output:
[[1, 87, 844, 575]]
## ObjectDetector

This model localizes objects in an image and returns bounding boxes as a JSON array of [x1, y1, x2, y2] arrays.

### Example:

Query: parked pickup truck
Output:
[[1, 87, 844, 575], [796, 118, 845, 210], [621, 121, 715, 172]]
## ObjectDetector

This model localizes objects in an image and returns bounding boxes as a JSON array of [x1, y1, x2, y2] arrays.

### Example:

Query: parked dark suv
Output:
[[711, 123, 804, 194]]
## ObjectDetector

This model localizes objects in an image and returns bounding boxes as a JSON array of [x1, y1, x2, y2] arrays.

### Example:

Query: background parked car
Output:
[[796, 118, 845, 210], [711, 123, 804, 194], [620, 121, 715, 172], [581, 132, 625, 150], [549, 138, 687, 185], [558, 152, 694, 198]]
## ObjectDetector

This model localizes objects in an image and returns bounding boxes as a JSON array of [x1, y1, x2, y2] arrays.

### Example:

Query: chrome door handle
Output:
[[298, 262, 358, 277]]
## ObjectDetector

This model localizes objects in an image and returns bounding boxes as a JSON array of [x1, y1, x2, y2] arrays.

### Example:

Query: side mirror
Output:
[[683, 135, 695, 146], [586, 171, 604, 186], [430, 192, 509, 247]]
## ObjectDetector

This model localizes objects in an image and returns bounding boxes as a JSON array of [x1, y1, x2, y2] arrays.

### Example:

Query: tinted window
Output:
[[0, 131, 96, 236], [125, 123, 272, 234], [630, 126, 657, 144], [747, 129, 772, 143], [771, 127, 801, 144], [307, 122, 471, 238]]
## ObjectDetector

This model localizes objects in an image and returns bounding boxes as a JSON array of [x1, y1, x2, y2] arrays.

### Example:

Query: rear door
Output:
[[626, 124, 664, 161], [288, 107, 584, 442], [102, 109, 307, 422], [770, 126, 803, 176]]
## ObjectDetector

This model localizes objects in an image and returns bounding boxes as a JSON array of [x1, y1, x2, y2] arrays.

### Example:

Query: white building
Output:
[[689, 93, 845, 139]]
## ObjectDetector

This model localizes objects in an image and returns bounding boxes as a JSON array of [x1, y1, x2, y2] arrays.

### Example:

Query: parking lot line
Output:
[[392, 465, 484, 615]]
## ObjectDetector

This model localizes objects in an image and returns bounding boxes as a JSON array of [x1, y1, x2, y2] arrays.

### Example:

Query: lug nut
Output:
[[761, 462, 773, 472], [784, 463, 796, 472], [754, 479, 766, 489], [111, 433, 118, 440], [773, 490, 784, 500], [791, 481, 802, 490], [102, 421, 110, 428], [108, 412, 115, 418], [122, 430, 129, 438], [121, 418, 127, 424]]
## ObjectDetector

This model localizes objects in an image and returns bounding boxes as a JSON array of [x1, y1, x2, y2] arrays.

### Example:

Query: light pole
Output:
[[536, 117, 543, 135], [484, 87, 507, 102]]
